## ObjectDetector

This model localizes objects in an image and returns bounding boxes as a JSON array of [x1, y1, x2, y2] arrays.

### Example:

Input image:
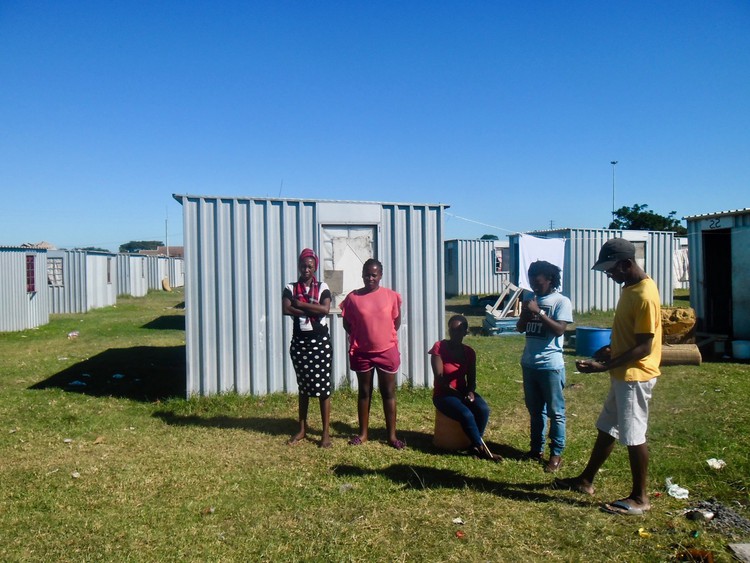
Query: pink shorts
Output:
[[349, 345, 401, 374]]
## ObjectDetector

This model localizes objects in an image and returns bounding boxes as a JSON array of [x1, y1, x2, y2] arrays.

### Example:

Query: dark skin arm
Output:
[[282, 296, 331, 317], [576, 333, 654, 373], [430, 347, 476, 401], [517, 298, 567, 336]]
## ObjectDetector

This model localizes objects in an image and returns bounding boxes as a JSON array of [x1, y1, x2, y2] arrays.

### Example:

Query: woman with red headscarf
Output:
[[283, 248, 333, 447]]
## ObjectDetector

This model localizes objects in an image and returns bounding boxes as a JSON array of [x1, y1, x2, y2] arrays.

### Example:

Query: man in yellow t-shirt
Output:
[[554, 238, 661, 516]]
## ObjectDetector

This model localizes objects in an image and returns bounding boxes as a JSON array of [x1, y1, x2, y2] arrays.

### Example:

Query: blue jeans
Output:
[[433, 393, 490, 446], [522, 366, 566, 456]]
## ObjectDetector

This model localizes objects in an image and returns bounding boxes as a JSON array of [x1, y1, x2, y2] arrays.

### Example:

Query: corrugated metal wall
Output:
[[0, 248, 49, 332], [48, 250, 87, 314], [116, 254, 148, 297], [145, 256, 168, 290], [444, 239, 510, 296], [175, 194, 446, 397], [168, 258, 185, 288], [86, 253, 117, 310], [510, 229, 674, 313]]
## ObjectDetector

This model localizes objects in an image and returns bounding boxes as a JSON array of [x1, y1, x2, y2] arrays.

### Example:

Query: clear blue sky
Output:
[[1, 1, 748, 251]]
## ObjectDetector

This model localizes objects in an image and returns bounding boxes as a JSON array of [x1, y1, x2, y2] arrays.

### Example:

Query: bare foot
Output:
[[287, 431, 306, 445], [319, 437, 332, 449], [553, 476, 595, 495]]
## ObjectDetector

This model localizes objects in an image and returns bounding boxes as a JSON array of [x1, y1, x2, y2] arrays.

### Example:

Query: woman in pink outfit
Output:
[[341, 258, 405, 449]]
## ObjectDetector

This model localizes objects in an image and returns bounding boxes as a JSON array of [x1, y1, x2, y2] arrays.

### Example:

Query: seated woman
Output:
[[429, 315, 499, 461]]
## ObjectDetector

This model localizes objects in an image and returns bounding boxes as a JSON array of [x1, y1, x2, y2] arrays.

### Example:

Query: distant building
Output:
[[507, 228, 675, 313], [47, 250, 118, 313], [444, 238, 510, 296], [138, 246, 184, 258], [0, 246, 50, 332]]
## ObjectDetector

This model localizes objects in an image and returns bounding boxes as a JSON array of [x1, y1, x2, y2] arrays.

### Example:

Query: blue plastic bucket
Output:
[[576, 327, 612, 358]]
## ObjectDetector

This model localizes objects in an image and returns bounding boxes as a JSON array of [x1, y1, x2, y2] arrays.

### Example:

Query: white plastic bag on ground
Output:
[[666, 477, 689, 499]]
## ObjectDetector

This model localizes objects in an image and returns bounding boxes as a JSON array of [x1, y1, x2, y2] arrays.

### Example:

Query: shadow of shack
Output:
[[30, 345, 186, 402]]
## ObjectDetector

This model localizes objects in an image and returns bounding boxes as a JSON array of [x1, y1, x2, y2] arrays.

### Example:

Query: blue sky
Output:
[[1, 1, 748, 251]]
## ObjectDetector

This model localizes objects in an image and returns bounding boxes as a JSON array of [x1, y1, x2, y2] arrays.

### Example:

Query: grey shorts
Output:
[[596, 376, 657, 446]]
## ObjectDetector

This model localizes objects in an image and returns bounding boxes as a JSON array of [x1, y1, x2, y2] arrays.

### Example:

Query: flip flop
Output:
[[601, 499, 650, 516], [553, 477, 595, 495], [347, 436, 364, 446], [388, 439, 406, 450]]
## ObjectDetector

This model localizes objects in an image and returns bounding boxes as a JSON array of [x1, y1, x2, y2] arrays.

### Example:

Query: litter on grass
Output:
[[706, 458, 726, 470], [666, 477, 689, 499], [67, 331, 79, 339], [452, 518, 465, 525]]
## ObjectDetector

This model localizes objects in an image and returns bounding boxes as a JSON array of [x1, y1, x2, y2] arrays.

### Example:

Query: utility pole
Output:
[[610, 161, 618, 224], [165, 207, 170, 257]]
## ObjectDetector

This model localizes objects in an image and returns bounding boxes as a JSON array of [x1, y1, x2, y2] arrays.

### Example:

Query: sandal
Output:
[[348, 435, 364, 446], [388, 439, 406, 450]]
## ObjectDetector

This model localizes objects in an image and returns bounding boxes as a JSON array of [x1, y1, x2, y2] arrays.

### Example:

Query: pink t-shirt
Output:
[[341, 287, 402, 353]]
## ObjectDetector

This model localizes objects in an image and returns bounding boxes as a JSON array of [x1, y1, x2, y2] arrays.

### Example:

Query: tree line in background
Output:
[[119, 240, 164, 253], [608, 204, 687, 235]]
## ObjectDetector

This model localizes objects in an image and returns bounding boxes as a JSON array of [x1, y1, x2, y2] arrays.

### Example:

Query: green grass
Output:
[[1, 290, 749, 561]]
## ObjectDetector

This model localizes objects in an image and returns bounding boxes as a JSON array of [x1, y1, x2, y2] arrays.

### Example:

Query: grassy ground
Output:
[[1, 290, 749, 561]]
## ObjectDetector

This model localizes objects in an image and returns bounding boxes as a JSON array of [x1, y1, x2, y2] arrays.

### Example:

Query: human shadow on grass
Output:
[[142, 315, 185, 331], [153, 411, 297, 437], [332, 463, 591, 506], [29, 345, 186, 402], [330, 421, 528, 460]]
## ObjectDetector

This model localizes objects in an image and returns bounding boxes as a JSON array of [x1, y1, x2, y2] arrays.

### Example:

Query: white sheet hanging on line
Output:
[[518, 234, 566, 291]]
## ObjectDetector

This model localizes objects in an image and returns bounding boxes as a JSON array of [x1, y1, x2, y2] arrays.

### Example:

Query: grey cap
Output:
[[592, 238, 635, 271]]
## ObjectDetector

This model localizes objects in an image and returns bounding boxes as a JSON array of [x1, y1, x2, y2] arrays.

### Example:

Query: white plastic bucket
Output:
[[732, 340, 750, 360]]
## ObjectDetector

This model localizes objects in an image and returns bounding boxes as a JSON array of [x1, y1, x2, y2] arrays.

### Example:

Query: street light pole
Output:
[[610, 160, 618, 225]]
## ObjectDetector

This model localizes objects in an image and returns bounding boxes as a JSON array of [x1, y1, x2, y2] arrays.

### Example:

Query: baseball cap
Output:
[[592, 238, 636, 271]]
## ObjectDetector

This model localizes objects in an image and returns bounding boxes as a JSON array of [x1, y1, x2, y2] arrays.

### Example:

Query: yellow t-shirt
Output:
[[610, 277, 662, 382]]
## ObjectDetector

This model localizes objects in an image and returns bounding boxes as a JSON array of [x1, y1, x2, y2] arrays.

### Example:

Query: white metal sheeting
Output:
[[0, 247, 49, 332], [174, 194, 447, 397]]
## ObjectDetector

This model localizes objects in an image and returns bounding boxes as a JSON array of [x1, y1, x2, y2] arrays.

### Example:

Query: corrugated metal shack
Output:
[[444, 239, 510, 297], [144, 256, 185, 290], [507, 228, 675, 313], [174, 194, 446, 397], [168, 257, 185, 288], [48, 250, 117, 314], [0, 247, 50, 332], [685, 208, 750, 339], [116, 254, 149, 297]]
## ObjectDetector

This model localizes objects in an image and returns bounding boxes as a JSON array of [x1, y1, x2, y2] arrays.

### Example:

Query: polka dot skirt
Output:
[[290, 334, 333, 398]]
